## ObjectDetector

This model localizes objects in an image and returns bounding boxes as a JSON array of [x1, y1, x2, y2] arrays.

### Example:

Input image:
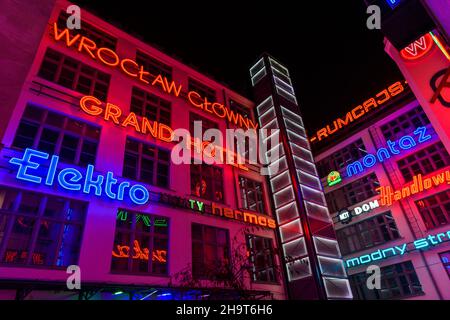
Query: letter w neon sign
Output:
[[400, 34, 434, 60]]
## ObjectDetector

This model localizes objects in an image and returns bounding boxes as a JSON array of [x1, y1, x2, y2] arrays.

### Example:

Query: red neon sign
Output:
[[400, 34, 434, 61], [112, 240, 167, 263]]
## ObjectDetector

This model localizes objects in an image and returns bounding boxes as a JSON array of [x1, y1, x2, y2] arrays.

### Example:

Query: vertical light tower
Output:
[[249, 54, 352, 299]]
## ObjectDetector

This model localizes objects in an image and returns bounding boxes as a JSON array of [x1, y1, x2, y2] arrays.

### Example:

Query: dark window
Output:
[[189, 112, 219, 136], [246, 235, 277, 283], [316, 139, 367, 178], [439, 251, 450, 278], [192, 223, 230, 279], [130, 87, 171, 126], [239, 177, 265, 213], [111, 209, 169, 275], [38, 48, 110, 100], [380, 106, 432, 141], [0, 187, 86, 267], [136, 51, 172, 83], [397, 142, 450, 182], [13, 105, 100, 166], [56, 11, 117, 50], [230, 99, 253, 121], [123, 138, 170, 188], [336, 211, 400, 255], [350, 261, 423, 300], [325, 173, 380, 213], [416, 190, 450, 229], [188, 78, 216, 102], [191, 164, 224, 202]]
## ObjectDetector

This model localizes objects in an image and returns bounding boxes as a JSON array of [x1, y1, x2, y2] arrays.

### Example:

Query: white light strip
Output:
[[249, 58, 264, 76], [281, 106, 303, 123], [256, 96, 274, 116]]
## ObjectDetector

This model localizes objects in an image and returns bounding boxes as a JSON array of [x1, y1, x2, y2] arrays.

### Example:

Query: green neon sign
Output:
[[327, 171, 342, 187]]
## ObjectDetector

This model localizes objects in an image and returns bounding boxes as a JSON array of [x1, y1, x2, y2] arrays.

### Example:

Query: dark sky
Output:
[[73, 0, 403, 134]]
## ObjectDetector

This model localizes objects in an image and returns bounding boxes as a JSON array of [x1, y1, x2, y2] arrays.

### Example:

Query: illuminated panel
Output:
[[304, 201, 332, 222], [279, 219, 303, 243], [293, 156, 317, 176], [275, 201, 299, 224], [250, 58, 267, 86], [313, 236, 341, 257], [323, 277, 353, 299], [256, 96, 274, 116], [281, 106, 304, 127], [297, 170, 322, 191], [287, 257, 312, 281], [300, 184, 326, 206], [283, 237, 307, 259], [400, 33, 434, 60], [273, 185, 296, 209], [287, 130, 309, 148], [269, 57, 290, 76], [290, 143, 314, 163], [268, 156, 289, 176], [270, 170, 291, 193], [318, 256, 346, 278]]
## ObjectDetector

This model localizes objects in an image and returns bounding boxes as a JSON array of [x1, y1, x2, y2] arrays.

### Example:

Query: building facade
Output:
[[0, 0, 290, 300], [313, 84, 450, 299]]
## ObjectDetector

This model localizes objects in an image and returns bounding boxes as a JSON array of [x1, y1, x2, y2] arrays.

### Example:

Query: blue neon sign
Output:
[[345, 228, 450, 268], [9, 148, 149, 205], [346, 126, 432, 177], [385, 0, 402, 10]]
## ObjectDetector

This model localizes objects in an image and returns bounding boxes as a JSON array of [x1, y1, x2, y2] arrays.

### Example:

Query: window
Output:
[[13, 105, 100, 166], [397, 142, 450, 182], [380, 106, 432, 141], [0, 187, 86, 267], [188, 78, 216, 102], [246, 235, 277, 283], [439, 251, 450, 278], [350, 261, 423, 299], [415, 190, 450, 229], [325, 173, 380, 213], [230, 99, 253, 121], [136, 51, 172, 82], [38, 48, 110, 100], [316, 139, 367, 178], [56, 11, 117, 50], [192, 223, 230, 279], [239, 177, 265, 213], [130, 87, 171, 126], [123, 138, 170, 188], [190, 112, 219, 136], [191, 164, 224, 202], [336, 212, 400, 255], [111, 209, 169, 275]]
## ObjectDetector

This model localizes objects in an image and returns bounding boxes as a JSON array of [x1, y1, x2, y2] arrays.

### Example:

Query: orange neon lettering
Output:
[[141, 117, 158, 137], [53, 23, 80, 47], [77, 36, 97, 59], [164, 78, 182, 97], [212, 103, 226, 118], [388, 81, 404, 96], [121, 112, 141, 132], [138, 66, 150, 84], [158, 124, 174, 142], [238, 114, 250, 130], [248, 119, 259, 130], [375, 89, 390, 104], [96, 47, 119, 67], [120, 59, 139, 77], [80, 96, 102, 116], [151, 74, 167, 92], [316, 128, 328, 141], [362, 98, 377, 112], [337, 112, 353, 127], [104, 103, 122, 124], [112, 240, 167, 263], [188, 91, 203, 108], [258, 216, 267, 227], [351, 105, 364, 119], [225, 108, 240, 126]]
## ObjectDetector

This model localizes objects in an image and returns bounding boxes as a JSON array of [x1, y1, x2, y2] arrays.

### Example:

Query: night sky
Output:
[[73, 0, 403, 135]]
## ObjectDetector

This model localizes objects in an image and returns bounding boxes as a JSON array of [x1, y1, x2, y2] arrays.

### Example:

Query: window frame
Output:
[[239, 176, 266, 214], [246, 234, 278, 284], [415, 190, 450, 230]]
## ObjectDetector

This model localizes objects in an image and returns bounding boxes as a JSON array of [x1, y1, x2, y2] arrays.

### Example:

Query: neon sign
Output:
[[80, 96, 249, 171], [400, 34, 434, 61], [337, 199, 380, 224], [327, 171, 342, 187], [52, 23, 257, 130], [377, 170, 450, 206], [112, 240, 167, 263], [9, 148, 150, 205], [346, 228, 450, 268], [309, 81, 405, 143], [385, 0, 402, 9], [346, 126, 432, 177]]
